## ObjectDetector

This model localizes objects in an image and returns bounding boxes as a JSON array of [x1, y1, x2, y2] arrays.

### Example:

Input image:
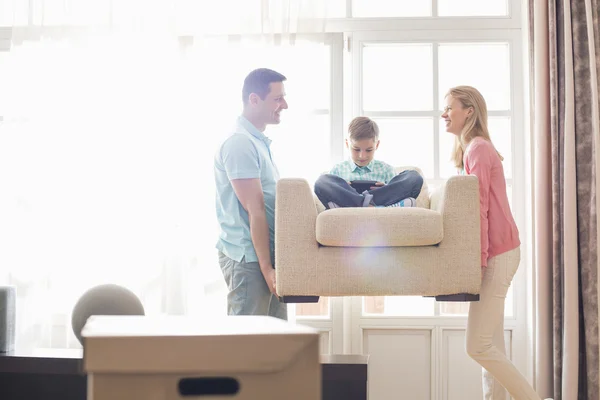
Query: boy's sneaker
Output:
[[398, 197, 416, 207], [361, 191, 374, 207], [377, 197, 417, 208]]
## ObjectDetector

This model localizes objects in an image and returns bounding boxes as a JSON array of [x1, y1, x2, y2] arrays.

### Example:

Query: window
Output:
[[183, 36, 337, 318], [0, 32, 337, 345], [358, 37, 517, 318], [344, 0, 509, 18], [1, 2, 529, 398], [437, 0, 509, 17], [0, 1, 525, 352], [353, 0, 431, 18]]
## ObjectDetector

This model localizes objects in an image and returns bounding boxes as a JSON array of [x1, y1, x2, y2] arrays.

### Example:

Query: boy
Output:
[[314, 117, 423, 209]]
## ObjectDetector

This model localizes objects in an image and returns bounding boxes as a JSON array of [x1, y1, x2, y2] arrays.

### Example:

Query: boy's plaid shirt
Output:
[[329, 159, 396, 184]]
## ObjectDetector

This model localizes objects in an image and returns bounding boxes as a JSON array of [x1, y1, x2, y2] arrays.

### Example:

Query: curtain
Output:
[[0, 0, 331, 38], [530, 0, 600, 399], [0, 0, 333, 350]]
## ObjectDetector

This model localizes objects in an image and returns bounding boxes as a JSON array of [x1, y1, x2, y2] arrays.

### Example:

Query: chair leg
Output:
[[279, 296, 320, 303], [281, 295, 478, 303], [426, 293, 480, 302]]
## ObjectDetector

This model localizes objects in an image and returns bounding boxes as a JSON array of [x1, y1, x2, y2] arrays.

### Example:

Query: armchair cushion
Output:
[[316, 207, 443, 247]]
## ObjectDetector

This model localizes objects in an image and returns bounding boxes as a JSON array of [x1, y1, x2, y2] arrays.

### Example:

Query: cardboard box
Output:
[[82, 315, 321, 400]]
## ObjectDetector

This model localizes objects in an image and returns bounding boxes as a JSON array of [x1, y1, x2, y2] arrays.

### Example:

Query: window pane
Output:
[[353, 0, 431, 17], [439, 122, 459, 178], [505, 286, 514, 317], [43, 0, 111, 26], [326, 0, 347, 17], [371, 118, 434, 178], [191, 38, 330, 115], [505, 183, 514, 319], [440, 285, 513, 317], [439, 291, 513, 316], [438, 0, 508, 16], [0, 0, 29, 26], [295, 297, 330, 318], [0, 51, 6, 117], [488, 117, 512, 178], [271, 113, 331, 186], [363, 44, 433, 111], [438, 43, 511, 110], [237, 38, 331, 111], [364, 296, 435, 316], [439, 117, 512, 179], [0, 36, 334, 346], [439, 301, 469, 316]]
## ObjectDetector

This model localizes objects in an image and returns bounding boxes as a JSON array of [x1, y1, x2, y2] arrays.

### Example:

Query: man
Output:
[[213, 68, 288, 319]]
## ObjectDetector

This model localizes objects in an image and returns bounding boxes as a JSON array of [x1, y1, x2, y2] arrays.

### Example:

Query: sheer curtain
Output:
[[0, 0, 334, 350]]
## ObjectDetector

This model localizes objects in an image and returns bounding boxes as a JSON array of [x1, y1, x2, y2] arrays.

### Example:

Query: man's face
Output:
[[254, 81, 288, 126], [346, 138, 379, 167]]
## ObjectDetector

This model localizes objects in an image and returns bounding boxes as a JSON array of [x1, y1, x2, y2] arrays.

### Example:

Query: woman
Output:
[[441, 86, 547, 400]]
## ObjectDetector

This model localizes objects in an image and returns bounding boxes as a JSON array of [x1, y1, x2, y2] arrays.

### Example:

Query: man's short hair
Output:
[[348, 116, 379, 141], [242, 68, 287, 106]]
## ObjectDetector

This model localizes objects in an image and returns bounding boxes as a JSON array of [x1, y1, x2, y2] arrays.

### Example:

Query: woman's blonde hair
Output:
[[446, 85, 503, 169]]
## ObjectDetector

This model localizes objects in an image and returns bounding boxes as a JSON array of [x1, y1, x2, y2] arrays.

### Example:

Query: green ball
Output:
[[71, 284, 145, 345]]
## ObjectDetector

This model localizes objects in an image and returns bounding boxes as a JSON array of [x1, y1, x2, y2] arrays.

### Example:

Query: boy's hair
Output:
[[242, 68, 287, 106], [348, 117, 379, 141]]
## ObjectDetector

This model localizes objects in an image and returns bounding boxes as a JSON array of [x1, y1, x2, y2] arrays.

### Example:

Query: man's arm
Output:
[[230, 178, 277, 295]]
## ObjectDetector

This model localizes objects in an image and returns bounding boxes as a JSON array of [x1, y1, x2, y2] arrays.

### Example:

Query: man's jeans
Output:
[[218, 252, 288, 320], [314, 170, 424, 208]]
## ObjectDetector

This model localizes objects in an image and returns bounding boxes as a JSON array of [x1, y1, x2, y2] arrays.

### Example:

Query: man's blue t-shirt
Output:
[[214, 116, 279, 263]]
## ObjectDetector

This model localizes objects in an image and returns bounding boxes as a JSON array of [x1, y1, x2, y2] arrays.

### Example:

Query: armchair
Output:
[[274, 167, 481, 303]]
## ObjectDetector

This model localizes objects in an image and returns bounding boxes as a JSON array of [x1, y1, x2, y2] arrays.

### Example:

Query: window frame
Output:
[[1, 0, 531, 372], [343, 29, 528, 375], [292, 4, 529, 374]]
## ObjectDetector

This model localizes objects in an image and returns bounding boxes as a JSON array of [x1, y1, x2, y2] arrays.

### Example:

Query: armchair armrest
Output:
[[430, 175, 481, 249], [275, 178, 319, 294]]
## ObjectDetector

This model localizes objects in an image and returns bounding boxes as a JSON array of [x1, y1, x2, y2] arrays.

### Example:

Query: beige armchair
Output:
[[274, 167, 482, 303]]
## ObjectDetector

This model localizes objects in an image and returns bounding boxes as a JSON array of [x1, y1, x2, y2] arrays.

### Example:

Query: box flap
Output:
[[82, 315, 319, 374]]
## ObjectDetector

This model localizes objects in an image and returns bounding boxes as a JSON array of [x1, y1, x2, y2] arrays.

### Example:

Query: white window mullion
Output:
[[508, 27, 532, 384], [431, 0, 439, 17], [433, 42, 441, 182], [361, 110, 512, 117], [362, 111, 442, 118], [330, 33, 345, 164], [508, 0, 522, 21], [433, 39, 442, 320], [325, 18, 521, 33], [330, 32, 347, 356], [352, 32, 363, 118]]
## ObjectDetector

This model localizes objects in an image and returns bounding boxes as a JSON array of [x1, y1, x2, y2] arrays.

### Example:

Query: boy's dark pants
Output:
[[314, 170, 424, 208]]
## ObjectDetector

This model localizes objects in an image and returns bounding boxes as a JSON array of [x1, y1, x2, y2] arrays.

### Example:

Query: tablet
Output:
[[350, 180, 378, 193]]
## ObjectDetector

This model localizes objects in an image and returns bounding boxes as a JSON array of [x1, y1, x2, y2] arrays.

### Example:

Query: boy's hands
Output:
[[370, 182, 385, 190]]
